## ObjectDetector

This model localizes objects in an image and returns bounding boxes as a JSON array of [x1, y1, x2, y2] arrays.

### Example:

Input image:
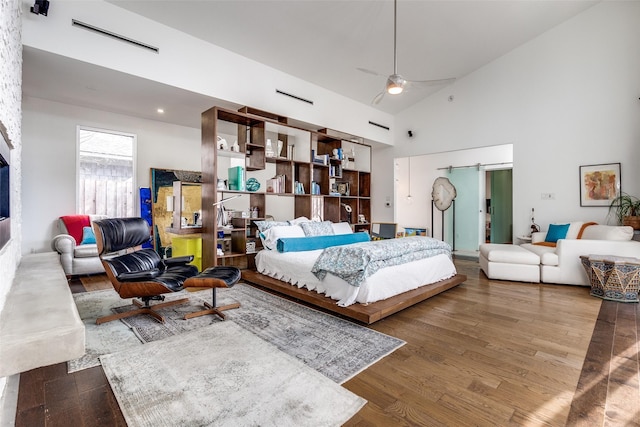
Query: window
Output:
[[77, 127, 136, 217]]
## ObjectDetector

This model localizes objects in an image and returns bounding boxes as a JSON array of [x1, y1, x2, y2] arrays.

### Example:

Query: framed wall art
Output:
[[579, 163, 621, 207]]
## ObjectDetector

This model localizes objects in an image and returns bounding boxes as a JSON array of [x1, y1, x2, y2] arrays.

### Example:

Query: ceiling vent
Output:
[[72, 19, 159, 53], [368, 121, 390, 131], [275, 89, 314, 105]]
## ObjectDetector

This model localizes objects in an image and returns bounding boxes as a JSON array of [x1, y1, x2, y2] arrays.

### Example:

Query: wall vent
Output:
[[72, 19, 159, 53], [275, 89, 314, 105], [368, 121, 390, 131]]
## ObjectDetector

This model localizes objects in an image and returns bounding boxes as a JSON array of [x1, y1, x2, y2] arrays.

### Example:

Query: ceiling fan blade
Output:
[[357, 67, 384, 77], [372, 90, 385, 105], [407, 77, 456, 87]]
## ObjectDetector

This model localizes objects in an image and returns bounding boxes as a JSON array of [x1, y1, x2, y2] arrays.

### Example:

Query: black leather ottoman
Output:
[[183, 266, 241, 320]]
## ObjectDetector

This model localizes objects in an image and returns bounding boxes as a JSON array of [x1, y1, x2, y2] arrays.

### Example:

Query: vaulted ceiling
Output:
[[23, 1, 598, 128]]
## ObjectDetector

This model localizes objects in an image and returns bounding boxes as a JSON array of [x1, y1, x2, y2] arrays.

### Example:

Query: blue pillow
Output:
[[277, 232, 370, 253], [80, 226, 96, 245], [545, 223, 569, 243]]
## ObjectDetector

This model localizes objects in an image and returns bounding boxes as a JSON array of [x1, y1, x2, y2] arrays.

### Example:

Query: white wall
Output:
[[22, 97, 201, 254], [21, 0, 394, 146], [372, 1, 640, 235], [0, 0, 22, 404], [394, 144, 513, 238]]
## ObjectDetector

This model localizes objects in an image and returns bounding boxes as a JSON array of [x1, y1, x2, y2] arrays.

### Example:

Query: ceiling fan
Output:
[[359, 0, 456, 105]]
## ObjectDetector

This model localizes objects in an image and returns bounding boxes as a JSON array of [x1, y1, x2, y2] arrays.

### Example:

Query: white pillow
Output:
[[581, 225, 633, 241], [565, 222, 585, 240], [260, 225, 305, 250], [300, 221, 335, 237], [288, 216, 310, 225], [331, 222, 353, 235]]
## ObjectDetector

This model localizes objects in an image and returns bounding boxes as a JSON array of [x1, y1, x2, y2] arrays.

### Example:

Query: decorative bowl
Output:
[[246, 177, 260, 192]]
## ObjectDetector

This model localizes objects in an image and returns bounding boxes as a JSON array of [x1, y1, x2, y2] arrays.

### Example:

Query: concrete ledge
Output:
[[0, 252, 85, 378]]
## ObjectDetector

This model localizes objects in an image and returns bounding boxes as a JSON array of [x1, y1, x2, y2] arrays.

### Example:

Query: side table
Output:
[[580, 255, 640, 303]]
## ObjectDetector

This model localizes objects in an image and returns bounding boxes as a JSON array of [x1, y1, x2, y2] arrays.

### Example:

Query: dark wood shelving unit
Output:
[[202, 105, 372, 270]]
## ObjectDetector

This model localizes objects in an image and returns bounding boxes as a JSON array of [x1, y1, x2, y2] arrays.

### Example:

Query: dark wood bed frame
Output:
[[241, 270, 467, 324]]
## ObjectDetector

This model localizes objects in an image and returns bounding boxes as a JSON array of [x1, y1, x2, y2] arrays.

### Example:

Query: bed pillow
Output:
[[544, 223, 570, 243], [60, 215, 91, 245], [277, 232, 370, 253], [288, 216, 310, 225], [580, 224, 634, 241], [300, 220, 335, 237], [331, 222, 353, 235], [254, 220, 290, 232], [80, 226, 96, 245], [259, 225, 305, 250]]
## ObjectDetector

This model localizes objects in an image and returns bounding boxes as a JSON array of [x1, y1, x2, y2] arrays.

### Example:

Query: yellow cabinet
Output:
[[171, 235, 202, 272]]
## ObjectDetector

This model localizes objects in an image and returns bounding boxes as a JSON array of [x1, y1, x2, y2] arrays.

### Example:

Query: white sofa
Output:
[[480, 222, 640, 286]]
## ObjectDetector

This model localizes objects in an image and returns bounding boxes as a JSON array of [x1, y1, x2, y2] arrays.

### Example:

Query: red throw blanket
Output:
[[61, 215, 90, 245]]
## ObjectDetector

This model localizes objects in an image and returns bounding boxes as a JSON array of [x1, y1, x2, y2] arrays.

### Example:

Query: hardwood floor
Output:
[[14, 260, 640, 426]]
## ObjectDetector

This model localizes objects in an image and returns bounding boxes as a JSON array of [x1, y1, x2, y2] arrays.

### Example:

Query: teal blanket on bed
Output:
[[311, 236, 452, 287]]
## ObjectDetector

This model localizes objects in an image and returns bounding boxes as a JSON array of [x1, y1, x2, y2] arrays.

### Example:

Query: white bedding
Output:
[[255, 248, 457, 307]]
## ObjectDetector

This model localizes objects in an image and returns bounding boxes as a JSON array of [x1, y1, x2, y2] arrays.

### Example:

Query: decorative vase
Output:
[[265, 139, 274, 157], [246, 177, 260, 192], [623, 216, 640, 230], [217, 136, 228, 150]]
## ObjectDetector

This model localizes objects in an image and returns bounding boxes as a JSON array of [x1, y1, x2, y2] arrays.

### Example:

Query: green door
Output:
[[490, 169, 513, 243], [446, 168, 480, 251]]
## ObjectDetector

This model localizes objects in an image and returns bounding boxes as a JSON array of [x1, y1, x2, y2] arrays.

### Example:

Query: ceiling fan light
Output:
[[387, 84, 403, 95], [386, 74, 405, 95]]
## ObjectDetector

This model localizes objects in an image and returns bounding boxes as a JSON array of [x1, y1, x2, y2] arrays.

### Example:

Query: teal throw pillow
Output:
[[80, 226, 96, 245], [545, 223, 569, 243]]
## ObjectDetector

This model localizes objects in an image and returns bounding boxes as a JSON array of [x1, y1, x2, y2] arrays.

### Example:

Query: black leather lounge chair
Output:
[[92, 217, 199, 325]]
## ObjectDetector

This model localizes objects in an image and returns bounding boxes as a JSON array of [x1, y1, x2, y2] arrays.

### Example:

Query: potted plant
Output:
[[609, 193, 640, 229]]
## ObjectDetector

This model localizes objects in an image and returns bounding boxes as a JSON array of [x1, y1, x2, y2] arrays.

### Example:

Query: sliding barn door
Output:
[[445, 168, 480, 252]]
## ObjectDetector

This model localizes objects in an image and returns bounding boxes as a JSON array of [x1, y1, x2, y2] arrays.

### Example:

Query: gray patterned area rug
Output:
[[101, 321, 366, 427], [71, 283, 405, 383]]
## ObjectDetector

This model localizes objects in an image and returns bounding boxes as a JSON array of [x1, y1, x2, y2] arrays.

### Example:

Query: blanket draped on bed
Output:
[[311, 236, 452, 287]]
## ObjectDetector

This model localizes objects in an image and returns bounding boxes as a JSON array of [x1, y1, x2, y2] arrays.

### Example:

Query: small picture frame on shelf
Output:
[[337, 182, 350, 196]]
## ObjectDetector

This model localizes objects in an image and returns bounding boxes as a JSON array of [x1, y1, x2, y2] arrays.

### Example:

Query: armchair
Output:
[[51, 214, 107, 277], [92, 217, 199, 325]]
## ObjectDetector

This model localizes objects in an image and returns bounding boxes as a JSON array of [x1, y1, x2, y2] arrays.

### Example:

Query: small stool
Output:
[[580, 255, 640, 303], [183, 266, 241, 320]]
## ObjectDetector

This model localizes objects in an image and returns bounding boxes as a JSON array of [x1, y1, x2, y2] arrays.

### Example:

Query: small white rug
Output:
[[100, 322, 366, 427]]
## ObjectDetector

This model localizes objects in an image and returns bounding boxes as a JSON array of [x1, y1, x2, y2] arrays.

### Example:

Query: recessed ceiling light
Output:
[[157, 108, 164, 114]]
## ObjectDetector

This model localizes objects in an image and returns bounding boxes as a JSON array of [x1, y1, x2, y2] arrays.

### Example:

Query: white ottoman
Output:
[[479, 244, 541, 283]]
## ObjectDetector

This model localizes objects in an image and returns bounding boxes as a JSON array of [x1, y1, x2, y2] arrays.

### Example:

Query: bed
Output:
[[241, 220, 467, 324]]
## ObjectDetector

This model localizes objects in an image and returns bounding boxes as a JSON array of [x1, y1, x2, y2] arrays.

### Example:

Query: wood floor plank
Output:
[[14, 260, 640, 426], [15, 405, 45, 427]]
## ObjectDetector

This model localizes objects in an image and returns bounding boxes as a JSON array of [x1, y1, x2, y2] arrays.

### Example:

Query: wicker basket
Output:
[[623, 216, 640, 230]]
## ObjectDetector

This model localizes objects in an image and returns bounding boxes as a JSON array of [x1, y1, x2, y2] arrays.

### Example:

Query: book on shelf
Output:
[[266, 174, 286, 193], [329, 164, 342, 178], [311, 149, 329, 165], [228, 166, 245, 191], [294, 181, 305, 195], [311, 181, 321, 195]]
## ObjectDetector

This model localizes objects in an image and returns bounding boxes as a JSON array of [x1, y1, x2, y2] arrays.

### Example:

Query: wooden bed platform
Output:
[[241, 270, 467, 324]]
